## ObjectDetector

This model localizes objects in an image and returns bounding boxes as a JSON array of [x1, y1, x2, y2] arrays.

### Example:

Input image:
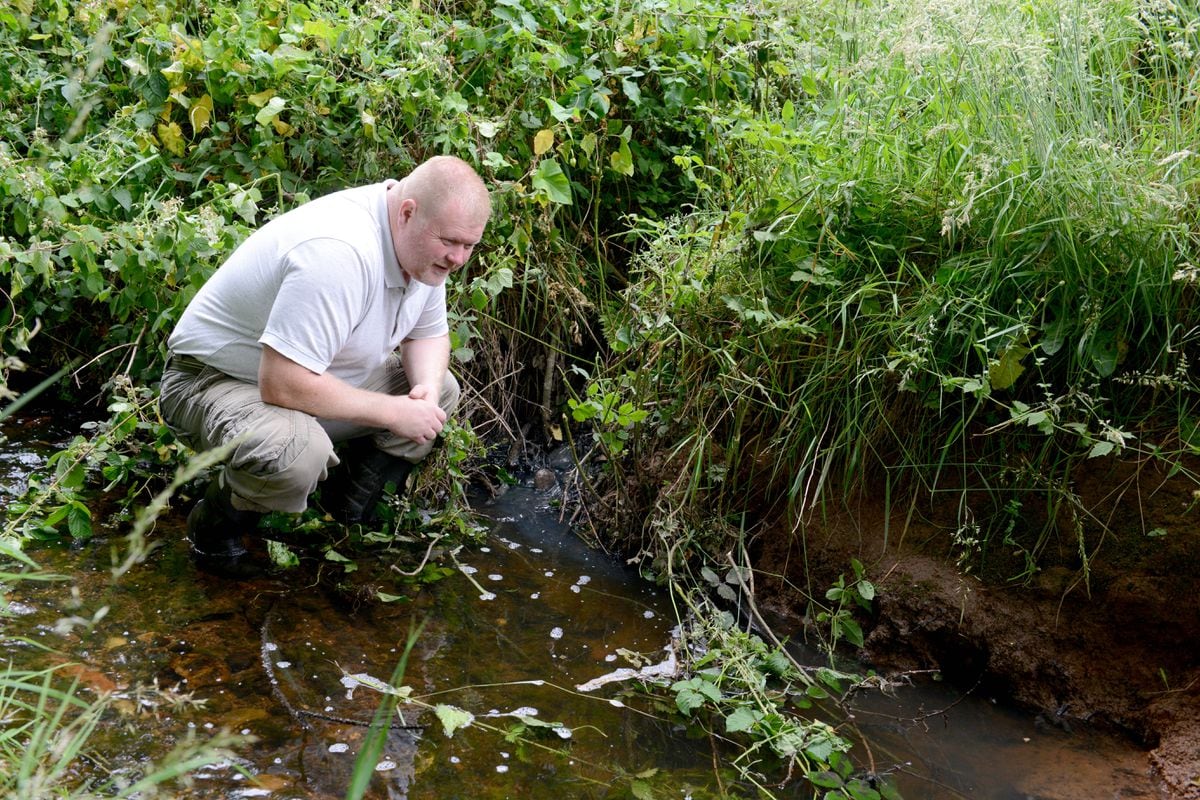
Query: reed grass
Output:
[[589, 0, 1199, 580]]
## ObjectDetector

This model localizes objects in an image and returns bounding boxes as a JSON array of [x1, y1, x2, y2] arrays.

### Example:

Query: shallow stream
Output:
[[0, 413, 1162, 799]]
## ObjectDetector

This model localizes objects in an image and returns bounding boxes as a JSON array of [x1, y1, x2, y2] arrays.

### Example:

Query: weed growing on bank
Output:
[[581, 0, 1199, 584]]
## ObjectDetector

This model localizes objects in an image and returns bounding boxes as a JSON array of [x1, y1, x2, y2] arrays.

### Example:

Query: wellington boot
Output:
[[187, 478, 266, 580], [324, 440, 415, 527]]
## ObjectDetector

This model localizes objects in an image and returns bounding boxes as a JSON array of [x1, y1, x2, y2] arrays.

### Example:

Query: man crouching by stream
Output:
[[159, 156, 492, 578]]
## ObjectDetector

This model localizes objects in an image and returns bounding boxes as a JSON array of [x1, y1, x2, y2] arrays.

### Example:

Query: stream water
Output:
[[0, 413, 1163, 799]]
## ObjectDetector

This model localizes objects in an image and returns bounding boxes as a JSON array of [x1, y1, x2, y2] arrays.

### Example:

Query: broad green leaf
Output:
[[1087, 331, 1120, 377], [255, 96, 287, 126], [846, 778, 882, 800], [621, 77, 641, 105], [804, 733, 836, 761], [544, 97, 574, 122], [302, 18, 340, 46], [806, 770, 843, 789], [1088, 441, 1115, 458], [1040, 317, 1067, 355], [434, 704, 475, 737], [532, 159, 572, 205], [674, 687, 705, 716], [67, 504, 92, 540], [609, 141, 634, 176], [987, 345, 1030, 391], [631, 779, 656, 800], [724, 706, 760, 733], [580, 132, 597, 157], [838, 617, 864, 647], [267, 540, 299, 568]]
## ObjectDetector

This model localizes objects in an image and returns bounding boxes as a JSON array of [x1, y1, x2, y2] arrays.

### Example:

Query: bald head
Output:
[[401, 155, 492, 228]]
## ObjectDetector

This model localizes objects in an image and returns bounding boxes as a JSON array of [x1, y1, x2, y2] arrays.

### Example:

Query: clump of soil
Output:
[[752, 455, 1200, 799]]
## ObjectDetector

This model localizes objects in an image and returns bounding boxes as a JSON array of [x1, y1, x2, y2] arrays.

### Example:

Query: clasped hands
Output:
[[388, 383, 447, 445]]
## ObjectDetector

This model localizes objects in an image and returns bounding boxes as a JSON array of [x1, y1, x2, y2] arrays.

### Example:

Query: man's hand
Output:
[[390, 390, 447, 444]]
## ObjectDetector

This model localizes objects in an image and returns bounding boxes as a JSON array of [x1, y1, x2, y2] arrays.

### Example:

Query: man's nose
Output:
[[447, 245, 470, 267]]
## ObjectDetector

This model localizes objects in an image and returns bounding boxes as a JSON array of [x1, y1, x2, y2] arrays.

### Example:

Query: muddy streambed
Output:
[[0, 414, 1163, 799]]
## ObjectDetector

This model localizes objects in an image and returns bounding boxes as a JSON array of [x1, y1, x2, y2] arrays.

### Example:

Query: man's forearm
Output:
[[258, 344, 448, 444], [259, 345, 392, 428], [400, 335, 451, 391]]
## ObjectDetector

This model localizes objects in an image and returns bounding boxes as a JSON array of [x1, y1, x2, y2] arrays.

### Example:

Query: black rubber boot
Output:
[[324, 440, 415, 526], [187, 477, 265, 579]]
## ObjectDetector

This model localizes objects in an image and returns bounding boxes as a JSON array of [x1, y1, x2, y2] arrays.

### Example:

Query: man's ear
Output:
[[397, 197, 418, 224]]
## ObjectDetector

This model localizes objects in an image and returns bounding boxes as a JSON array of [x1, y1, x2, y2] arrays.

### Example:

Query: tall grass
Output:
[[585, 0, 1199, 580]]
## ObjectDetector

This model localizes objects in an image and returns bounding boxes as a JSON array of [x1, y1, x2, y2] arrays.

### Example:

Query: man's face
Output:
[[395, 198, 486, 287]]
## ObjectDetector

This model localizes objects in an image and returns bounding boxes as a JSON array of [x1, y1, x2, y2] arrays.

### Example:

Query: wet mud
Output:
[[753, 455, 1200, 799]]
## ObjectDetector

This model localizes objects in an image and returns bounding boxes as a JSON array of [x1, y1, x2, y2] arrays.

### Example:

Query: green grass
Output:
[[579, 0, 1199, 580]]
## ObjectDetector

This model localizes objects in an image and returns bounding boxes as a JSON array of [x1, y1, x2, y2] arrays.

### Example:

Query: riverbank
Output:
[[752, 454, 1200, 798]]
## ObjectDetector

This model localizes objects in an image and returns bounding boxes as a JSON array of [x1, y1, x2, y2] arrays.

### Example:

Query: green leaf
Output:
[[762, 650, 791, 677], [674, 688, 705, 716], [838, 618, 864, 647], [434, 704, 475, 737], [67, 504, 92, 539], [531, 159, 573, 205], [621, 77, 641, 105], [267, 540, 299, 568], [609, 140, 635, 176], [255, 96, 287, 126], [1088, 441, 1115, 458], [846, 778, 882, 800], [1088, 331, 1120, 377], [724, 706, 760, 733], [1040, 317, 1067, 355], [987, 345, 1030, 391], [630, 779, 656, 800], [806, 770, 844, 789], [671, 677, 720, 716]]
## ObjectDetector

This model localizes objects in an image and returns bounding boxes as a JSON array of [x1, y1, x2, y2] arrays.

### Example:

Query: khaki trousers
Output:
[[159, 354, 460, 513]]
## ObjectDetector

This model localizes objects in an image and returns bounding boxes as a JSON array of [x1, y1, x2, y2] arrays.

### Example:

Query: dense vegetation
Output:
[[1, 0, 1198, 796]]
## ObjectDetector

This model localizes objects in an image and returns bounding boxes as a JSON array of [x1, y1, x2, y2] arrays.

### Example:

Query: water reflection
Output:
[[0, 415, 1160, 799]]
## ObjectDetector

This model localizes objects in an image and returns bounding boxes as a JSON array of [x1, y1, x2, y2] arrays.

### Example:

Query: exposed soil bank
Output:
[[752, 455, 1200, 798]]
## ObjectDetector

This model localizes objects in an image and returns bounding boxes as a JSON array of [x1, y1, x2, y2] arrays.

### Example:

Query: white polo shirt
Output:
[[168, 181, 447, 388]]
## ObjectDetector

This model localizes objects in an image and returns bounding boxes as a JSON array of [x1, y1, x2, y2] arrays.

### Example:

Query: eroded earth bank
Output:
[[753, 455, 1200, 798]]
